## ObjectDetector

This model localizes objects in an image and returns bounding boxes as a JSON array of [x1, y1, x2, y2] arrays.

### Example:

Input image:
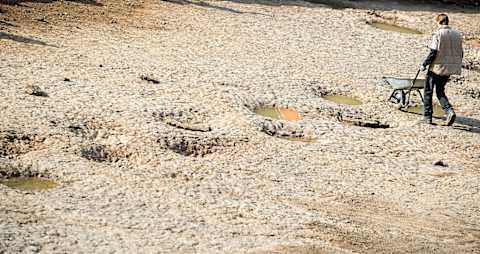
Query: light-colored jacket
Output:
[[429, 25, 463, 76]]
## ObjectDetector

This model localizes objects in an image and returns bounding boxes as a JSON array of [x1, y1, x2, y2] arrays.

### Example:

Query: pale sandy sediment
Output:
[[1, 1, 479, 253]]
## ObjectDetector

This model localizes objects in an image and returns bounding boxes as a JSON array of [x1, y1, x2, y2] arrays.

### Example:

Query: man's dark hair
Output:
[[436, 14, 449, 25]]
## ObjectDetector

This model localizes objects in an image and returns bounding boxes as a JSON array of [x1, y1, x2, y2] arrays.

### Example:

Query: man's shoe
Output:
[[424, 116, 433, 125], [446, 109, 456, 126]]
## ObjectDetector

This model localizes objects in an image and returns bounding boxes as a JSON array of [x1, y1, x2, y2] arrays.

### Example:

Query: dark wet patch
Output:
[[308, 82, 329, 97], [160, 136, 218, 156], [336, 112, 390, 128], [80, 144, 109, 162], [368, 21, 422, 34], [400, 104, 445, 118], [322, 95, 362, 106], [158, 133, 248, 157], [0, 177, 57, 191], [0, 130, 45, 157], [153, 108, 212, 132], [162, 119, 211, 132], [255, 106, 301, 121], [80, 144, 131, 162], [63, 117, 115, 140]]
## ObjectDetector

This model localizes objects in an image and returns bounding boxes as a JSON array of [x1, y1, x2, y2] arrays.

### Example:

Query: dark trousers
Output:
[[424, 71, 453, 117]]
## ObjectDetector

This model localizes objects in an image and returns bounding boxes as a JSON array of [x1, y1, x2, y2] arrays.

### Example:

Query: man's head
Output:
[[436, 14, 449, 26]]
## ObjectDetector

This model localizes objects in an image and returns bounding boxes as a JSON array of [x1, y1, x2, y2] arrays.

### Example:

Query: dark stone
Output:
[[25, 85, 48, 97], [433, 160, 448, 167], [140, 74, 160, 84]]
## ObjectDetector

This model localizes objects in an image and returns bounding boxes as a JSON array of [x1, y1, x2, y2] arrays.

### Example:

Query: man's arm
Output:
[[422, 49, 438, 68], [421, 33, 439, 70]]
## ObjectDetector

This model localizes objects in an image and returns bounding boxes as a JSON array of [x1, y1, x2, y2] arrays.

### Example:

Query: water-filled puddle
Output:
[[369, 21, 422, 34], [401, 104, 445, 118], [255, 107, 301, 120], [0, 177, 57, 191], [322, 95, 362, 106]]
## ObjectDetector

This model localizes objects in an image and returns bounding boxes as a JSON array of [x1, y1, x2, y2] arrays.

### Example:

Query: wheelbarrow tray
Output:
[[383, 77, 425, 90], [383, 76, 425, 108]]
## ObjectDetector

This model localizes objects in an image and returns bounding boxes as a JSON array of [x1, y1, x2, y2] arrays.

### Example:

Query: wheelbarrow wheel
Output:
[[391, 90, 407, 107]]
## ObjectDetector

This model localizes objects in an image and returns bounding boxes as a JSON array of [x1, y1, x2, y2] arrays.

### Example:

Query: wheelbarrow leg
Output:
[[417, 89, 424, 103], [402, 90, 411, 108], [388, 89, 398, 103]]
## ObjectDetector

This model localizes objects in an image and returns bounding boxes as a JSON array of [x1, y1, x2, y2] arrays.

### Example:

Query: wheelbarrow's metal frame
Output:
[[384, 69, 424, 108]]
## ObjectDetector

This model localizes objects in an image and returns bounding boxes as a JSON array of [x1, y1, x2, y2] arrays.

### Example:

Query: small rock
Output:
[[464, 87, 480, 99], [36, 17, 48, 23], [367, 10, 382, 18], [140, 74, 160, 84], [25, 85, 48, 97], [433, 160, 448, 167]]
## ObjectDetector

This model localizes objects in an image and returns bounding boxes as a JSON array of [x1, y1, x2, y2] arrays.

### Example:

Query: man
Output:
[[420, 13, 463, 125]]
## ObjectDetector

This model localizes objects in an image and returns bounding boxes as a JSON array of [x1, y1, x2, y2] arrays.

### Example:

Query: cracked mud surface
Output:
[[1, 0, 480, 253]]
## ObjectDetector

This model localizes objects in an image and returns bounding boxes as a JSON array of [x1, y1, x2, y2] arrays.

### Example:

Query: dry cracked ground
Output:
[[1, 0, 480, 253]]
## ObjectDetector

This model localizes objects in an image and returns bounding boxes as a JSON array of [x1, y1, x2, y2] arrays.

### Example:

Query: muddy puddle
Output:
[[322, 95, 362, 106], [369, 21, 422, 34], [400, 104, 445, 118], [255, 107, 301, 120], [0, 177, 57, 191]]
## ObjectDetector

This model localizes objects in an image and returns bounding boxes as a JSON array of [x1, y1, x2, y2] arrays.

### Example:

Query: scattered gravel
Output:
[[1, 0, 479, 253]]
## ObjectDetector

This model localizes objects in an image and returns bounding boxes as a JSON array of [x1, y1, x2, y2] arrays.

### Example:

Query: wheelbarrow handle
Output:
[[408, 68, 422, 92], [412, 69, 421, 85], [401, 68, 422, 109]]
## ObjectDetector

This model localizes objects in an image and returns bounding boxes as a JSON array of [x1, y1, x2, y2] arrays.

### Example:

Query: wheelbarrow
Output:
[[384, 69, 425, 108]]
